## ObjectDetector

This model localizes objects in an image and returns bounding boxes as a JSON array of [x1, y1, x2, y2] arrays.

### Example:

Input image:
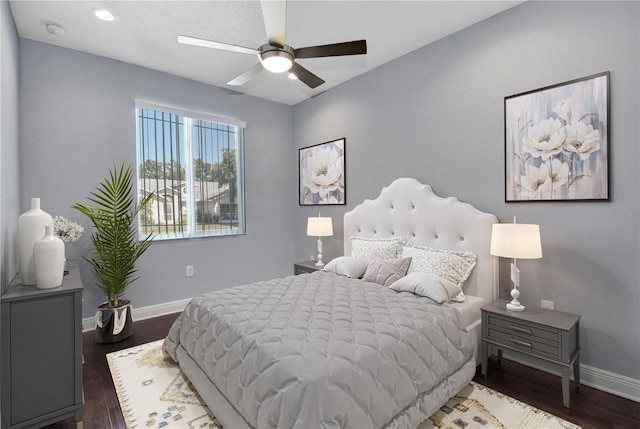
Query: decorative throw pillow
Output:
[[400, 243, 477, 287], [362, 256, 412, 287], [389, 272, 462, 304], [349, 236, 404, 262], [323, 256, 369, 279]]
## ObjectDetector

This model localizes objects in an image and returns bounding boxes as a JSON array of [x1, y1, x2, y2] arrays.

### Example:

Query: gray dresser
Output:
[[1, 261, 84, 428]]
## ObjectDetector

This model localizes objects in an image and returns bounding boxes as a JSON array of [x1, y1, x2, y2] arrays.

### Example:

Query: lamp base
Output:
[[506, 284, 525, 311], [506, 301, 525, 311], [315, 237, 324, 267]]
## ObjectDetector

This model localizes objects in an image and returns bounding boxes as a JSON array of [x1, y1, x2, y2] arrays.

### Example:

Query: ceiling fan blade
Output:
[[227, 63, 264, 86], [260, 0, 287, 47], [290, 62, 325, 89], [294, 40, 367, 59], [178, 35, 258, 56]]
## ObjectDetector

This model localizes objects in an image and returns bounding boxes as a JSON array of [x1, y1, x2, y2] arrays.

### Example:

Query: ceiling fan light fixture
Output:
[[259, 44, 295, 73], [260, 50, 293, 73]]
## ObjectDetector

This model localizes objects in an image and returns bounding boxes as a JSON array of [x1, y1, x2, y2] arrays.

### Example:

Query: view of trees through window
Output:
[[136, 106, 245, 239]]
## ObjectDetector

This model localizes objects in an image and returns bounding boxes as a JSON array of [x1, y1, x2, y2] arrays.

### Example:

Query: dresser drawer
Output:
[[487, 326, 561, 359], [487, 314, 560, 344]]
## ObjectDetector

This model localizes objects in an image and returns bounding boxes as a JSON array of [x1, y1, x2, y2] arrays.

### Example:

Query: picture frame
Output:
[[504, 72, 609, 201], [299, 138, 346, 205]]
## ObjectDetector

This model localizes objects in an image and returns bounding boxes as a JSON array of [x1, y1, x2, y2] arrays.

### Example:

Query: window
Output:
[[135, 102, 246, 240]]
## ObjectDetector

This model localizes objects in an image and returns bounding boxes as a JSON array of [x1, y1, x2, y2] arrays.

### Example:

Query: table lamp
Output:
[[490, 218, 542, 311], [307, 214, 333, 266]]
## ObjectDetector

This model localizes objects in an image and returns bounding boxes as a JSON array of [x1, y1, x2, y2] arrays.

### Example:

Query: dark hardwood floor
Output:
[[48, 313, 181, 429], [49, 313, 639, 429]]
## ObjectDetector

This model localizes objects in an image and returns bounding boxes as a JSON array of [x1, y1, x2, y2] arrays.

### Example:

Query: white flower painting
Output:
[[505, 72, 609, 201], [299, 138, 345, 205]]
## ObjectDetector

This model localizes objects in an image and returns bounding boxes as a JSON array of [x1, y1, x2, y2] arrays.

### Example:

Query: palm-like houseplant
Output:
[[73, 163, 154, 342]]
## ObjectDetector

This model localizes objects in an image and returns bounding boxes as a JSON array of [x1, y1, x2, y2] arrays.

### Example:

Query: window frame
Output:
[[135, 101, 246, 241]]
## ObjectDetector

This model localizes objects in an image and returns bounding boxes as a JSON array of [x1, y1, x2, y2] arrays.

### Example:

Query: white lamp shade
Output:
[[307, 217, 333, 237], [490, 223, 542, 259]]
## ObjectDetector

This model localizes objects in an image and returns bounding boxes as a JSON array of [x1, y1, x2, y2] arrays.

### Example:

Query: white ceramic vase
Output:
[[34, 225, 65, 289], [17, 198, 54, 285]]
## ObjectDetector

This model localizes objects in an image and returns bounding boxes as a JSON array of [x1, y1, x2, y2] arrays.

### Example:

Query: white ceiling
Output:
[[9, 0, 523, 106]]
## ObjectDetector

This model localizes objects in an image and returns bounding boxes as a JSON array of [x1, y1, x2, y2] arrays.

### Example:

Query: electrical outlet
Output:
[[541, 299, 554, 310], [186, 265, 194, 277]]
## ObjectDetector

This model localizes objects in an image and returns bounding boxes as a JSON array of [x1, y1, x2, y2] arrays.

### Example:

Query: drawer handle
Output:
[[510, 325, 532, 334], [510, 337, 532, 348]]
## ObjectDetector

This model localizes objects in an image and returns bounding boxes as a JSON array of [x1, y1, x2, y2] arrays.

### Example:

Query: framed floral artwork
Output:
[[299, 138, 346, 205], [504, 72, 609, 201]]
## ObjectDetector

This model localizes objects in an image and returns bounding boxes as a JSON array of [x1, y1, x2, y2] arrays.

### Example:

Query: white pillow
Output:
[[400, 243, 477, 287], [324, 256, 369, 279], [349, 236, 404, 262], [389, 272, 462, 304]]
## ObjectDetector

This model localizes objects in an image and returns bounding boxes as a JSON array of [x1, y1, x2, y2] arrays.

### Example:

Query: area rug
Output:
[[107, 340, 222, 428], [107, 340, 580, 429], [417, 383, 580, 429]]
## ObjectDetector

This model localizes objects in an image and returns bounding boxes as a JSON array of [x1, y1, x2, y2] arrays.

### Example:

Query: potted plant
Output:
[[73, 163, 154, 343]]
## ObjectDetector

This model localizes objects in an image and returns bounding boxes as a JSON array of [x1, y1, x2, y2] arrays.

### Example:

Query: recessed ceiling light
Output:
[[288, 73, 298, 80], [46, 23, 67, 36], [92, 8, 115, 22]]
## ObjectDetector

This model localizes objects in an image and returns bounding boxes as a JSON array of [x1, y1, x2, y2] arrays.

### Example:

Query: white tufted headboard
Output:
[[344, 178, 499, 304]]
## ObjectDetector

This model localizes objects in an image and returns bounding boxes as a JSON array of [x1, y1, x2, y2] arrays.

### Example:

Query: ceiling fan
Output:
[[178, 0, 367, 89]]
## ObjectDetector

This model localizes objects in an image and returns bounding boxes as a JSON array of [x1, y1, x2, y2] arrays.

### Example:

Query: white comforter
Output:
[[163, 271, 474, 428]]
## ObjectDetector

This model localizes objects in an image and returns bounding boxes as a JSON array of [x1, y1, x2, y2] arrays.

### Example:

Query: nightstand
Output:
[[481, 299, 580, 411], [294, 260, 323, 275]]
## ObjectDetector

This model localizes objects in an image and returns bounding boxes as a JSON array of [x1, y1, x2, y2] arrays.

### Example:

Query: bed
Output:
[[163, 177, 498, 429]]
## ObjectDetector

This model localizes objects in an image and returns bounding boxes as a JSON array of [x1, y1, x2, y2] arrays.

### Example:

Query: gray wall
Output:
[[18, 40, 295, 316], [292, 1, 640, 381], [1, 0, 21, 291]]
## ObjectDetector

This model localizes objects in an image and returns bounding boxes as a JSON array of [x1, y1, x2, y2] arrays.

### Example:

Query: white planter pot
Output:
[[95, 301, 133, 343]]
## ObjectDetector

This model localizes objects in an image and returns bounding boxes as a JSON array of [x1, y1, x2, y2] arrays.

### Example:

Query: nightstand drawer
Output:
[[294, 265, 315, 275], [487, 326, 561, 359], [294, 261, 322, 275], [487, 314, 560, 344]]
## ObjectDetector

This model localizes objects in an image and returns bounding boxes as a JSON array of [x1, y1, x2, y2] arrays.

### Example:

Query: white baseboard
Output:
[[81, 298, 190, 332], [501, 351, 640, 403], [84, 301, 640, 403], [580, 363, 640, 403]]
